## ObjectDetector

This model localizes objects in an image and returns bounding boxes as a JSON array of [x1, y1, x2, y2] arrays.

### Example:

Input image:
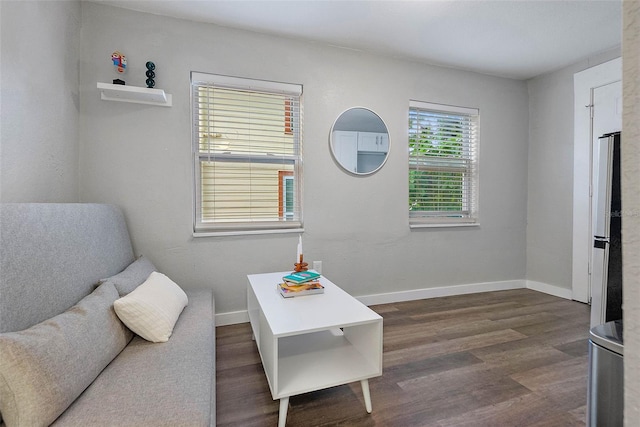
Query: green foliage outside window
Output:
[[409, 114, 467, 215]]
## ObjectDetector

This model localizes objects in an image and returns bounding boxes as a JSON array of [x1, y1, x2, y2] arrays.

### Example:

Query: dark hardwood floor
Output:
[[216, 289, 590, 426]]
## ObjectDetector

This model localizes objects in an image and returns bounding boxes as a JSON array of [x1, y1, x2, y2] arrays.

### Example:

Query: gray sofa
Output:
[[0, 203, 215, 426]]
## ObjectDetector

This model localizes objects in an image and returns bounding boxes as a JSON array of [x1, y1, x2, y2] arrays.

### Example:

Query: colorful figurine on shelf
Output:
[[111, 51, 127, 85], [145, 61, 155, 88]]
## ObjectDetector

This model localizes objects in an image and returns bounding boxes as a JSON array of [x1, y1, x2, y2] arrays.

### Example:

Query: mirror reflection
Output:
[[330, 107, 390, 175]]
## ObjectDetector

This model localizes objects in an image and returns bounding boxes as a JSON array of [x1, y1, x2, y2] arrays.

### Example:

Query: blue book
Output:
[[282, 271, 321, 284]]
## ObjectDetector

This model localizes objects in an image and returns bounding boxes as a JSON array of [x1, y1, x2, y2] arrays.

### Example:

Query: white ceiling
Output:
[[94, 0, 622, 80]]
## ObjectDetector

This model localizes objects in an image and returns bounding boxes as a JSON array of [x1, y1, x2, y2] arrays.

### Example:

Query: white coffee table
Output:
[[247, 271, 383, 427]]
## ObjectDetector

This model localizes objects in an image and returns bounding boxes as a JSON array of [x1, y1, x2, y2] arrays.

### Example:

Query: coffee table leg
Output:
[[361, 379, 372, 413], [278, 397, 289, 427]]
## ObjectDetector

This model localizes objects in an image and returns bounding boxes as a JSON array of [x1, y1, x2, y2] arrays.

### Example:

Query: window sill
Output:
[[410, 223, 479, 229], [193, 227, 304, 238]]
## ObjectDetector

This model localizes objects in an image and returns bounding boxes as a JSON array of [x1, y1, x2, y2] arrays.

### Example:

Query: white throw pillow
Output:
[[113, 272, 188, 343]]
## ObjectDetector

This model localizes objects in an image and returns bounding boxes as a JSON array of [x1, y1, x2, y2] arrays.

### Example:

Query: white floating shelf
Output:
[[97, 82, 172, 107]]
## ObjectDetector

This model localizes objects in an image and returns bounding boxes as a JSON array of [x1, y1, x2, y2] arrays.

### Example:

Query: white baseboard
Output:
[[215, 310, 249, 326], [214, 279, 574, 326], [525, 280, 573, 300], [355, 279, 526, 306]]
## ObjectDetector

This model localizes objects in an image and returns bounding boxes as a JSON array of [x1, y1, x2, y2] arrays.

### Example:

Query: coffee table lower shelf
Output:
[[276, 328, 380, 397]]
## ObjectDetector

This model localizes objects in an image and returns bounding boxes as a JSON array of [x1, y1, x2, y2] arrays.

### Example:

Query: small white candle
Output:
[[297, 235, 302, 260]]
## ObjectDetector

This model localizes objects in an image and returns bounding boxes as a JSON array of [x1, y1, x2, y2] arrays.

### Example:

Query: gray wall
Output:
[[623, 1, 640, 423], [79, 3, 529, 314], [0, 0, 80, 202], [526, 48, 619, 290]]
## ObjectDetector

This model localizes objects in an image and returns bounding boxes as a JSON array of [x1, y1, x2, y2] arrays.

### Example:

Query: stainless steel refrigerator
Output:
[[587, 320, 623, 427], [590, 132, 623, 328]]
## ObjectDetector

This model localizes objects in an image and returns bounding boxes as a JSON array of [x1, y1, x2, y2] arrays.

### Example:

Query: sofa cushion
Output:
[[0, 282, 132, 427], [103, 256, 157, 296], [114, 272, 188, 343], [51, 290, 215, 427], [0, 203, 134, 335]]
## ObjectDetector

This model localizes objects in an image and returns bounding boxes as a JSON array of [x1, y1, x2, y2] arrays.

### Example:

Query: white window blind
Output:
[[409, 100, 479, 226], [191, 72, 303, 233]]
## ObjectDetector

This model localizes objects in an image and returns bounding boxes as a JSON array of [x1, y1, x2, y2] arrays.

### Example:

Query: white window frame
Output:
[[191, 72, 303, 236], [409, 100, 479, 228]]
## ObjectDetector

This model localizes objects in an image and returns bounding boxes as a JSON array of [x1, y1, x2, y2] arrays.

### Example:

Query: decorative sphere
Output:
[[146, 70, 155, 78], [146, 78, 155, 88], [145, 61, 155, 71]]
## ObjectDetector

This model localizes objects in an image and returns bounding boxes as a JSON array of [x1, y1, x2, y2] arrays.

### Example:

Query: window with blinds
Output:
[[191, 72, 303, 234], [408, 100, 479, 226]]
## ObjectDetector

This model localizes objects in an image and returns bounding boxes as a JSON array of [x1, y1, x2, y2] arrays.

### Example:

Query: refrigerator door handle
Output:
[[594, 239, 608, 249]]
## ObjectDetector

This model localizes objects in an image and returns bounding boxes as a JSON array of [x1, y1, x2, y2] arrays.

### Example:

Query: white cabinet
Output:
[[357, 132, 389, 153], [332, 131, 359, 173], [332, 131, 389, 174]]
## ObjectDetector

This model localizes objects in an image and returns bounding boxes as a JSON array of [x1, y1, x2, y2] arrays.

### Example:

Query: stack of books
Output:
[[278, 271, 324, 298]]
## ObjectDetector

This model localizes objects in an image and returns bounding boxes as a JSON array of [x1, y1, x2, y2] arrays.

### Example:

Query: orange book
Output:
[[278, 281, 324, 298]]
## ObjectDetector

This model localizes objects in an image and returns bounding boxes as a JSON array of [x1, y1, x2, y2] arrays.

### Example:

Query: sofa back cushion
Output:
[[0, 203, 134, 334], [0, 281, 132, 427], [103, 256, 157, 296]]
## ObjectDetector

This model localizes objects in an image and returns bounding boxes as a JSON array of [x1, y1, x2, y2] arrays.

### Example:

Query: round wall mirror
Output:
[[330, 107, 390, 175]]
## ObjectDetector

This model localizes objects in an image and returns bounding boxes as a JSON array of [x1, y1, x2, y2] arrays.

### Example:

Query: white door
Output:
[[592, 81, 622, 153], [573, 57, 621, 305], [588, 82, 622, 317]]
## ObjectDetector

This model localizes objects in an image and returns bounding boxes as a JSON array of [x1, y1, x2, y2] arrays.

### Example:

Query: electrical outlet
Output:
[[312, 260, 322, 274]]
